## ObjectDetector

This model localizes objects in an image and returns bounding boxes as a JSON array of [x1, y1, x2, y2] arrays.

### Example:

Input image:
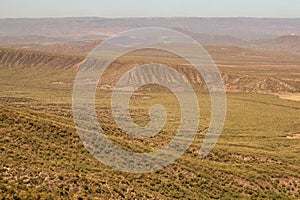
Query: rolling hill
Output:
[[0, 46, 299, 199]]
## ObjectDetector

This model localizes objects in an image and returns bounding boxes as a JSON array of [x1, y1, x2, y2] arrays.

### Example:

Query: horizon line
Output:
[[1, 16, 300, 20]]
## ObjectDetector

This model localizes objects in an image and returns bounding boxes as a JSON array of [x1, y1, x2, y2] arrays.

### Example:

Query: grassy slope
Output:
[[0, 47, 300, 199]]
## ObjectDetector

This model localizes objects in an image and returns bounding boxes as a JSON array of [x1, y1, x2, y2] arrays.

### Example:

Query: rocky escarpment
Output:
[[0, 48, 298, 94]]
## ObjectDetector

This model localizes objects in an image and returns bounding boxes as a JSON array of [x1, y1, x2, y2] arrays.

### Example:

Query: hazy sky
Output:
[[1, 0, 299, 18]]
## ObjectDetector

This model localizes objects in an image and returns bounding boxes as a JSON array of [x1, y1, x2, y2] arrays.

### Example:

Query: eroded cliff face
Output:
[[0, 48, 298, 94]]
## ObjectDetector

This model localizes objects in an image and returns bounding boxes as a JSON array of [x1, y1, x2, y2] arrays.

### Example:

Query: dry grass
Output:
[[0, 47, 299, 199]]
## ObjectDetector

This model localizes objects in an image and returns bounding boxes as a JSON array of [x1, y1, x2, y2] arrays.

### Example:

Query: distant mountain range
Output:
[[247, 35, 300, 55], [0, 17, 299, 55], [173, 28, 300, 55], [1, 34, 299, 56], [0, 17, 299, 40]]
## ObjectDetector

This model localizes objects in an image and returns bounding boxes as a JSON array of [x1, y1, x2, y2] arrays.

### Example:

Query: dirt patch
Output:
[[277, 93, 300, 101], [51, 81, 68, 85], [287, 133, 300, 139]]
